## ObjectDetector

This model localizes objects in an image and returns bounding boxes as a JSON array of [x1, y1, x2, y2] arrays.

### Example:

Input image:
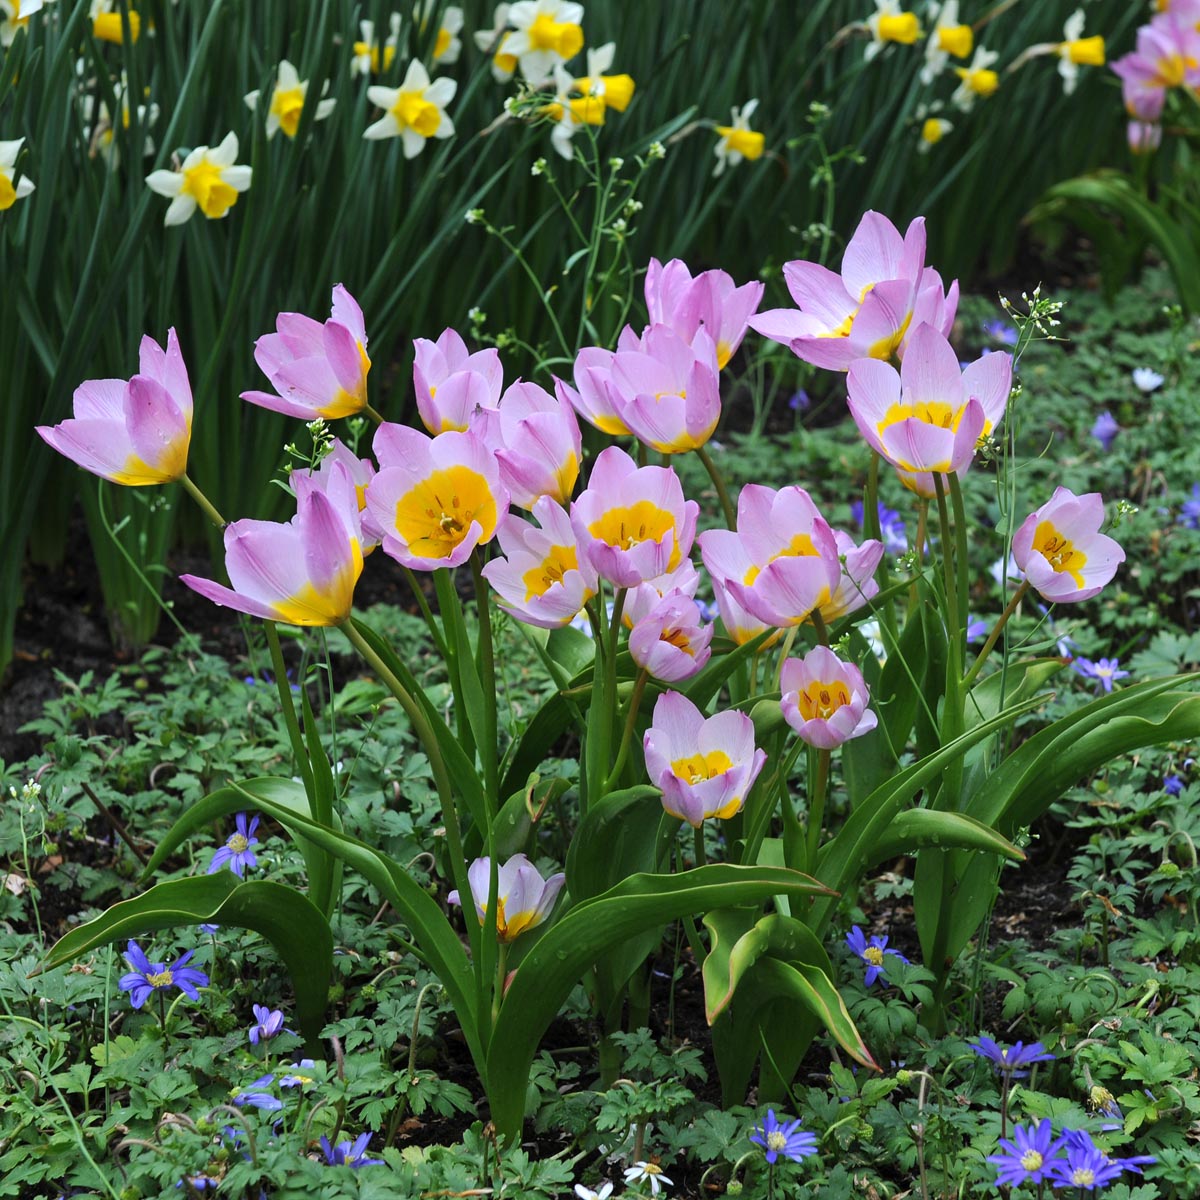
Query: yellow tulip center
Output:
[[671, 749, 733, 786], [522, 543, 578, 600], [587, 500, 678, 561], [393, 465, 498, 560], [715, 126, 765, 160], [1153, 51, 1196, 88], [1031, 521, 1087, 588], [1062, 35, 1105, 66], [879, 399, 962, 436], [271, 85, 307, 138], [390, 90, 441, 137], [878, 12, 920, 44], [937, 24, 973, 58], [182, 159, 239, 219], [797, 678, 852, 721], [743, 532, 820, 587], [324, 342, 372, 419], [270, 538, 364, 627], [527, 13, 584, 58]]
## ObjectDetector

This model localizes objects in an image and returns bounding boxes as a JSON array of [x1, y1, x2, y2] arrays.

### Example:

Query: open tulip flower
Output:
[[413, 328, 504, 435], [607, 324, 722, 455], [749, 211, 930, 371], [821, 530, 885, 622], [644, 257, 764, 370], [1012, 487, 1125, 604], [493, 381, 581, 508], [37, 328, 193, 486], [698, 484, 842, 629], [643, 691, 766, 827], [448, 854, 565, 942], [570, 447, 698, 588], [781, 646, 877, 749], [241, 285, 371, 420], [555, 345, 631, 437], [482, 496, 596, 628], [180, 468, 364, 626], [912, 267, 960, 338], [846, 323, 1011, 497], [629, 593, 713, 682], [365, 425, 508, 571]]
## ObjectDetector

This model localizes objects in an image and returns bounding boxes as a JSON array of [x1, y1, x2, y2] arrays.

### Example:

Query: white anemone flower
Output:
[[623, 1162, 674, 1197], [364, 59, 456, 156], [574, 1184, 613, 1200], [145, 132, 252, 226], [245, 60, 336, 139]]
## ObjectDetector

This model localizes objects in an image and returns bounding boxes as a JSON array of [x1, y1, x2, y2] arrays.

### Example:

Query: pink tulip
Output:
[[780, 645, 877, 749], [555, 345, 629, 437], [628, 593, 713, 682], [37, 329, 192, 486], [846, 323, 1011, 497], [180, 468, 363, 626], [911, 268, 960, 339], [241, 285, 371, 420], [448, 854, 565, 943], [749, 211, 931, 371], [492, 380, 582, 508], [413, 327, 503, 435], [364, 424, 508, 570], [1127, 120, 1163, 153], [570, 446, 698, 588], [643, 691, 766, 827], [698, 484, 842, 628], [1012, 486, 1125, 604], [821, 530, 885, 622], [623, 560, 700, 629], [291, 439, 378, 549], [481, 496, 597, 628]]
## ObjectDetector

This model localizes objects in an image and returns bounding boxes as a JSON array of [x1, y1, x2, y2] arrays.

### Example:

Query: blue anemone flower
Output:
[[988, 1119, 1064, 1188], [119, 941, 209, 1009], [845, 925, 908, 986], [208, 812, 261, 877], [969, 1036, 1055, 1078], [749, 1108, 818, 1164], [320, 1131, 384, 1168]]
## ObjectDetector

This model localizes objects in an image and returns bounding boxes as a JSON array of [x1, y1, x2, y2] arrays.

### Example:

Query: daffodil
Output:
[[145, 132, 252, 226], [921, 0, 973, 82], [473, 3, 518, 82], [0, 0, 47, 47], [865, 0, 921, 62], [90, 0, 138, 43], [245, 60, 336, 139], [713, 99, 764, 177], [503, 0, 585, 86], [572, 41, 635, 116], [82, 75, 159, 165], [0, 137, 35, 210], [951, 46, 1000, 110], [364, 59, 456, 157], [918, 115, 952, 153], [416, 0, 464, 63], [350, 14, 401, 77], [1055, 8, 1105, 93]]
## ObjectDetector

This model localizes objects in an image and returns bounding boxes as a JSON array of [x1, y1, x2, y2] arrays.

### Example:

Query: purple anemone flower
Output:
[[320, 1131, 384, 1168], [850, 499, 907, 555], [1180, 483, 1200, 530], [749, 1108, 818, 1164], [1051, 1134, 1123, 1191], [232, 1074, 282, 1112], [1072, 657, 1130, 694], [1164, 774, 1184, 796], [988, 1119, 1065, 1188], [969, 1036, 1055, 1078], [248, 1004, 286, 1045], [280, 1059, 319, 1088], [1090, 410, 1119, 452], [982, 318, 1018, 346], [845, 925, 908, 987], [119, 941, 209, 1009], [208, 812, 260, 877]]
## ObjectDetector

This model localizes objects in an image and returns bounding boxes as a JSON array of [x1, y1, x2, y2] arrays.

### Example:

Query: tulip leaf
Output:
[[864, 809, 1025, 868], [36, 875, 331, 1047], [684, 628, 774, 711], [487, 863, 833, 1139], [565, 785, 664, 902]]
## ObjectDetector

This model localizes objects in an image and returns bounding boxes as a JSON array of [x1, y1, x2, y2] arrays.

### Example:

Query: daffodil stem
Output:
[[264, 621, 315, 802], [181, 473, 226, 528], [696, 444, 737, 530], [962, 580, 1031, 690], [806, 749, 831, 873], [604, 669, 648, 793]]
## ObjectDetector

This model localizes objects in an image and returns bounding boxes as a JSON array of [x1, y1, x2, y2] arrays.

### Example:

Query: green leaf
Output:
[[36, 876, 332, 1046], [864, 809, 1025, 868], [565, 785, 666, 902]]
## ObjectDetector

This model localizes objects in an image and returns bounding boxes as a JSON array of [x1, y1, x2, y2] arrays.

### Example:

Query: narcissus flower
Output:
[[91, 0, 138, 43], [413, 327, 503, 434], [351, 15, 401, 76], [698, 485, 842, 629], [482, 496, 596, 628], [918, 115, 952, 152], [713, 99, 765, 176], [503, 0, 585, 87], [572, 42, 635, 115], [448, 853, 565, 941], [365, 426, 508, 570], [1011, 487, 1125, 604], [364, 59, 456, 156], [749, 211, 928, 372], [245, 60, 336, 139], [542, 63, 604, 159], [119, 941, 208, 1008], [418, 0, 464, 63], [951, 47, 1000, 110], [182, 474, 364, 626], [570, 446, 698, 588], [644, 257, 764, 370], [629, 594, 713, 682], [921, 0, 973, 82], [781, 646, 877, 749], [1055, 9, 1106, 93], [845, 323, 1012, 496], [1, 0, 47, 48], [37, 328, 192, 486], [474, 3, 519, 82], [82, 75, 160, 166], [241, 285, 371, 420], [643, 692, 766, 826], [0, 137, 34, 209], [145, 132, 251, 225], [865, 0, 921, 61], [493, 381, 581, 508]]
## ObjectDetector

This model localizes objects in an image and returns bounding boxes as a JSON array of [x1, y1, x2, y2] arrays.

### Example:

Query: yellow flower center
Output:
[[393, 464, 498, 560], [324, 342, 372, 419], [742, 532, 820, 587], [797, 678, 852, 721], [671, 749, 733, 785], [766, 1131, 788, 1152], [182, 159, 240, 220], [227, 833, 249, 853], [937, 24, 973, 58], [877, 12, 920, 44], [715, 126, 765, 160], [1020, 1150, 1043, 1172], [435, 26, 452, 58], [1089, 1086, 1115, 1111], [390, 90, 441, 137], [1031, 520, 1087, 588], [1153, 51, 1196, 88], [1061, 36, 1105, 66], [270, 539, 364, 627], [587, 500, 679, 564], [1072, 1169, 1095, 1186], [93, 8, 140, 43], [522, 543, 578, 600], [922, 118, 945, 144], [957, 67, 999, 96], [879, 398, 962, 436], [863, 945, 884, 966], [146, 968, 174, 987], [271, 84, 307, 138], [0, 173, 18, 211], [527, 13, 584, 58]]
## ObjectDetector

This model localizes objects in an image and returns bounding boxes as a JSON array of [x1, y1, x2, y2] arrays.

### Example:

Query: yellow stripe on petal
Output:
[[742, 532, 819, 587], [522, 542, 578, 601], [712, 795, 743, 820], [671, 749, 733, 784], [1032, 520, 1087, 588], [867, 311, 912, 360], [393, 464, 498, 561], [587, 500, 678, 554]]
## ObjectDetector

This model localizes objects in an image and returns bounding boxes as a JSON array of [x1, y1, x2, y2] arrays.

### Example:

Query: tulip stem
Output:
[[811, 609, 830, 648], [491, 942, 508, 1026], [806, 748, 831, 873], [693, 824, 707, 869], [363, 403, 386, 426], [470, 554, 499, 809], [181, 474, 226, 528], [264, 621, 315, 800], [603, 669, 649, 793], [695, 444, 737, 530], [962, 580, 1031, 690]]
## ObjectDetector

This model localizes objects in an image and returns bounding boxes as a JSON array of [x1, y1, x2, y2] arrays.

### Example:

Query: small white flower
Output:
[[951, 46, 1000, 112], [623, 1161, 674, 1197], [0, 137, 36, 209], [574, 1184, 613, 1200], [1132, 367, 1164, 393], [245, 60, 336, 140], [145, 132, 252, 226], [363, 59, 456, 157]]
